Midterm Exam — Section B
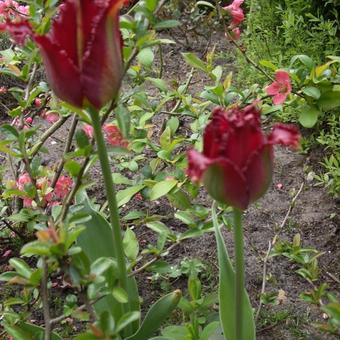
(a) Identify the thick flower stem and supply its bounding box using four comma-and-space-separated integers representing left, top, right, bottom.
89, 107, 128, 310
233, 208, 244, 340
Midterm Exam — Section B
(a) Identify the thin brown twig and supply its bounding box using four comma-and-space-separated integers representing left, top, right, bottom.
51, 115, 78, 188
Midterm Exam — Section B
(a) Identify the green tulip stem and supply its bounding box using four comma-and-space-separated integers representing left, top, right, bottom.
89, 107, 128, 305
233, 208, 244, 340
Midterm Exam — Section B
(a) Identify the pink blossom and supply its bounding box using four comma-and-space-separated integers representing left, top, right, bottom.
41, 111, 60, 123
54, 175, 73, 199
82, 123, 94, 139
17, 172, 31, 190
0, 86, 7, 93
34, 98, 42, 107
103, 123, 128, 147
12, 116, 32, 129
224, 0, 244, 27
231, 27, 241, 40
266, 70, 292, 105
2, 249, 12, 257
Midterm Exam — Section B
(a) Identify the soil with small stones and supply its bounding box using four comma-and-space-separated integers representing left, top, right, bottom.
1, 18, 339, 340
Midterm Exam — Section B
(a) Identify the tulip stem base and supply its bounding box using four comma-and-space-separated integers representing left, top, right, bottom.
89, 107, 128, 310
233, 208, 244, 340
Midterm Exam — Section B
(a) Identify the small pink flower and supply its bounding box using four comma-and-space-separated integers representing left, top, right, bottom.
41, 111, 60, 123
82, 123, 94, 139
12, 116, 32, 129
0, 86, 7, 93
231, 27, 241, 40
224, 0, 244, 27
54, 175, 73, 199
103, 123, 128, 148
34, 98, 42, 107
266, 70, 292, 105
17, 172, 31, 190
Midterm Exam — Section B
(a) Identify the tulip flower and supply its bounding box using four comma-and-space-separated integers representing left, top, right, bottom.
187, 103, 300, 210
0, 0, 126, 109
266, 70, 292, 105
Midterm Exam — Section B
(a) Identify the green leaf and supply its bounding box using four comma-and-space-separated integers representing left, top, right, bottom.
116, 105, 131, 139
137, 48, 154, 67
182, 53, 207, 73
298, 105, 320, 128
117, 184, 145, 207
290, 54, 315, 69
123, 228, 139, 261
199, 321, 222, 340
65, 160, 82, 177
146, 221, 172, 236
154, 20, 181, 30
162, 325, 190, 339
21, 241, 51, 257
149, 179, 178, 201
112, 287, 129, 303
9, 258, 32, 279
212, 205, 255, 340
126, 290, 182, 340
302, 86, 321, 99
147, 77, 168, 92
4, 322, 62, 340
318, 91, 340, 110
90, 257, 117, 277
116, 311, 141, 334
196, 1, 216, 9
160, 126, 171, 149
259, 60, 277, 71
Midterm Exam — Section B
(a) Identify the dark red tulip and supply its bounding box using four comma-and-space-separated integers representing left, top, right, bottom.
187, 103, 300, 210
1, 0, 126, 109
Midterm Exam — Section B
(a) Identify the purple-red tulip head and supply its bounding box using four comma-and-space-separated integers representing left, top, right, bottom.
1, 0, 126, 109
187, 103, 300, 210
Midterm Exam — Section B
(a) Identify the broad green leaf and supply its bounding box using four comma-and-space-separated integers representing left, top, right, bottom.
298, 105, 320, 128
160, 126, 171, 149
117, 184, 145, 207
126, 290, 181, 340
212, 205, 255, 340
290, 54, 315, 69
123, 228, 139, 261
200, 322, 222, 340
4, 322, 62, 340
182, 53, 207, 73
162, 325, 190, 339
9, 258, 32, 279
302, 86, 321, 99
137, 48, 154, 67
149, 179, 178, 201
147, 77, 168, 92
318, 91, 340, 110
90, 257, 117, 277
65, 160, 81, 177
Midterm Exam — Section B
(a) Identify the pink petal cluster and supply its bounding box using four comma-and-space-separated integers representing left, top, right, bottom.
12, 116, 33, 129
0, 0, 29, 21
266, 70, 292, 105
41, 110, 60, 123
103, 123, 128, 147
82, 123, 128, 147
223, 0, 244, 40
16, 173, 73, 208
